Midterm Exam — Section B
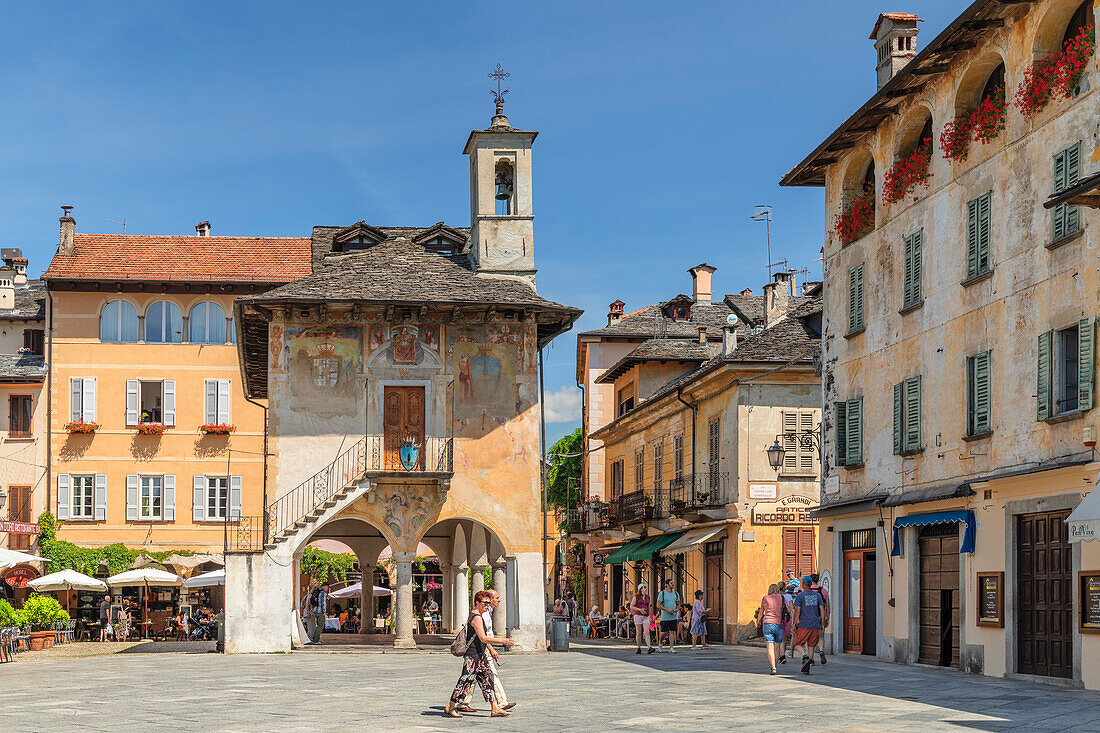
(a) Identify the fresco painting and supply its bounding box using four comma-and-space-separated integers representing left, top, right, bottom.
449, 326, 520, 420
287, 324, 362, 417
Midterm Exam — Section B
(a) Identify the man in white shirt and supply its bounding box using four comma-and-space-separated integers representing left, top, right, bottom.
457, 589, 515, 713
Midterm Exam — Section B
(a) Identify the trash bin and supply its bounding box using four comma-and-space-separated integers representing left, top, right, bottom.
550, 619, 570, 651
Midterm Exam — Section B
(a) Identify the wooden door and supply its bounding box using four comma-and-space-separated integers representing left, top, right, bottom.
783, 527, 816, 578
7, 485, 31, 551
843, 549, 864, 654
383, 386, 425, 470
705, 554, 723, 642
918, 524, 960, 667
1017, 510, 1073, 678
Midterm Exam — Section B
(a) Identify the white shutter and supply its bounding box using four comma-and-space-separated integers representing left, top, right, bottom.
205, 380, 217, 424
83, 378, 96, 423
163, 474, 176, 521
94, 474, 107, 521
126, 474, 139, 520
799, 412, 816, 474
217, 380, 231, 424
126, 380, 140, 425
193, 475, 205, 522
163, 380, 176, 426
57, 474, 70, 520
70, 379, 82, 422
229, 475, 242, 521
782, 411, 798, 472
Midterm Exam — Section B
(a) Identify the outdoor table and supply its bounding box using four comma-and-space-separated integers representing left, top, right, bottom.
139, 620, 153, 639
324, 617, 341, 631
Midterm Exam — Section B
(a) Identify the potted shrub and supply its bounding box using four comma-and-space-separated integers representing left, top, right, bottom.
65, 420, 100, 434
0, 598, 17, 626
21, 594, 69, 651
199, 423, 236, 435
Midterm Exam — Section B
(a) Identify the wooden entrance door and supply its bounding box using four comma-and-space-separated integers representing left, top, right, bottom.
705, 553, 723, 642
783, 527, 815, 578
918, 524, 960, 667
383, 386, 425, 470
7, 485, 31, 551
1017, 510, 1073, 678
843, 549, 865, 654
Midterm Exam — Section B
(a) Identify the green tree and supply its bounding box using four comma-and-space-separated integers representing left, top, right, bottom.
546, 427, 583, 510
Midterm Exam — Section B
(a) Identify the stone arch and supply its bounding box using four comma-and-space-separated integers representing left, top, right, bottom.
418, 517, 513, 634
293, 514, 398, 558
1032, 0, 1094, 58
892, 102, 935, 161
840, 146, 877, 194
952, 50, 1009, 115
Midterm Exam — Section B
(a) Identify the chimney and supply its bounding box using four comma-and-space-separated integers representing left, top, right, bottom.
688, 263, 716, 303
773, 270, 795, 298
0, 267, 14, 310
698, 327, 707, 345
763, 278, 789, 328
195, 221, 211, 237
722, 325, 738, 356
59, 206, 75, 254
871, 12, 922, 90
607, 299, 625, 326
739, 288, 752, 296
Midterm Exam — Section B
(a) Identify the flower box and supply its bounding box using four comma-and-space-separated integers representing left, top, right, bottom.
833, 183, 875, 244
65, 420, 100, 434
1016, 25, 1095, 120
882, 138, 932, 205
941, 87, 1005, 162
199, 423, 236, 435
137, 422, 166, 436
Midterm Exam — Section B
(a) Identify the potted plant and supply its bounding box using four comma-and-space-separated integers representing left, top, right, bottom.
20, 594, 69, 651
670, 498, 687, 512
65, 420, 100, 434
1016, 25, 1095, 119
882, 137, 933, 205
199, 423, 236, 435
833, 182, 875, 244
137, 421, 166, 436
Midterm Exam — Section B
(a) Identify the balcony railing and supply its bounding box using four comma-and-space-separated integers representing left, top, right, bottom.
364, 435, 454, 474
668, 472, 728, 512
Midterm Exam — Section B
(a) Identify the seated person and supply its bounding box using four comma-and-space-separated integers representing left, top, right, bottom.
614, 606, 631, 638
677, 603, 692, 643
587, 606, 604, 638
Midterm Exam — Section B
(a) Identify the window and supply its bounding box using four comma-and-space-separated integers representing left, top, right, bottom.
902, 230, 923, 309
140, 475, 163, 519
673, 434, 684, 480
7, 485, 31, 550
834, 398, 863, 467
127, 379, 176, 426
22, 329, 43, 355
652, 442, 663, 492
189, 301, 228, 344
1037, 318, 1095, 419
145, 301, 183, 343
707, 418, 720, 487
71, 475, 94, 519
204, 379, 231, 424
671, 304, 690, 322
69, 378, 96, 422
100, 300, 138, 342
966, 192, 992, 279
848, 264, 865, 334
1053, 143, 1081, 241
617, 384, 635, 416
966, 351, 992, 436
634, 448, 644, 491
8, 395, 32, 437
206, 476, 228, 520
781, 410, 816, 476
494, 159, 515, 216
609, 460, 624, 500
193, 474, 241, 521
892, 376, 922, 453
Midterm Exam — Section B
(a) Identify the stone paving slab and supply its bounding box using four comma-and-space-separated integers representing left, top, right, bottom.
2, 642, 1099, 731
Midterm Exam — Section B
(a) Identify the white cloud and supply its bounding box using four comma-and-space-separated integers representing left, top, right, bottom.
543, 385, 581, 424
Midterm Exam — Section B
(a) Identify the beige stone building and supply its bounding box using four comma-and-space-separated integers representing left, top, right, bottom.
782, 1, 1100, 688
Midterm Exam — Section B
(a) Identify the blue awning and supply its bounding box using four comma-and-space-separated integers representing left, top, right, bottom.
891, 510, 976, 556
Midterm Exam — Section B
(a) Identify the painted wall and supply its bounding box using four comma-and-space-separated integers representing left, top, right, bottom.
0, 319, 43, 354
0, 382, 46, 549
579, 337, 638, 502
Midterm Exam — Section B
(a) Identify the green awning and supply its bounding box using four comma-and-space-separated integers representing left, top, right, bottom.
602, 533, 685, 564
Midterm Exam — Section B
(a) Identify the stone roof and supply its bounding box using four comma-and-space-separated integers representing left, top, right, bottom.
581, 293, 817, 339
43, 234, 313, 284
310, 224, 471, 273
788, 295, 824, 319
0, 354, 46, 381
595, 338, 720, 384
869, 11, 923, 39
0, 281, 45, 321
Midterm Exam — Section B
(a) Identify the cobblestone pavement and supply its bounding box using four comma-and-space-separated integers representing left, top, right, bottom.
4, 641, 1100, 732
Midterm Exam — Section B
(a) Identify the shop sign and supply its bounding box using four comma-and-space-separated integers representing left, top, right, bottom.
3, 565, 40, 588
747, 483, 777, 500
0, 520, 40, 535
751, 495, 817, 525
1068, 520, 1097, 542
591, 551, 605, 567
976, 572, 1004, 628
823, 476, 840, 496
1080, 572, 1100, 634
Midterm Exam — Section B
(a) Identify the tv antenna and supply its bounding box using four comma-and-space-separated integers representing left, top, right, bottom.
750, 205, 773, 277
107, 218, 126, 234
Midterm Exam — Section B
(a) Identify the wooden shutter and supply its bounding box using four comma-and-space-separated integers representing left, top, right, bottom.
708, 419, 720, 486
126, 474, 139, 521
230, 476, 243, 521
1065, 143, 1080, 234
70, 378, 82, 422
163, 474, 176, 521
56, 474, 70, 520
782, 411, 799, 472
905, 376, 921, 451
798, 527, 815, 577
217, 380, 231, 424
977, 192, 991, 274
9, 396, 17, 437
798, 412, 815, 474
967, 198, 979, 277
193, 476, 206, 522
893, 382, 904, 454
163, 380, 176, 426
846, 398, 863, 465
82, 378, 95, 422
969, 352, 991, 435
1054, 149, 1068, 240
910, 230, 922, 304
903, 234, 913, 307
783, 528, 798, 575
205, 380, 217, 424
126, 380, 140, 425
1079, 317, 1095, 412
1037, 330, 1053, 421
835, 401, 848, 467
849, 265, 864, 332
94, 474, 107, 521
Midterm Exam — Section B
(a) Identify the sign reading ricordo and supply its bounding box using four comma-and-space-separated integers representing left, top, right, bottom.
751, 495, 817, 525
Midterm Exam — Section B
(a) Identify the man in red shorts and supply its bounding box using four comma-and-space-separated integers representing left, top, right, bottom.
791, 576, 828, 675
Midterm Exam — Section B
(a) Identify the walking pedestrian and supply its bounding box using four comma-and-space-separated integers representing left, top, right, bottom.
306, 583, 328, 645
757, 583, 788, 674
810, 573, 829, 666
629, 583, 653, 654
444, 590, 515, 718
457, 589, 516, 713
690, 590, 710, 650
99, 594, 112, 642
656, 579, 681, 653
781, 579, 798, 661
791, 576, 828, 674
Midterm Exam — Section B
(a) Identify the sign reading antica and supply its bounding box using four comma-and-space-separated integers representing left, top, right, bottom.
751, 494, 817, 525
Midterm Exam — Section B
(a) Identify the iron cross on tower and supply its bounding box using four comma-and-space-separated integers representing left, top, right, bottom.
489, 63, 510, 115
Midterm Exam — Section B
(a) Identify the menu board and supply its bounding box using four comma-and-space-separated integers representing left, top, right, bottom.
1080, 572, 1100, 634
976, 572, 1004, 628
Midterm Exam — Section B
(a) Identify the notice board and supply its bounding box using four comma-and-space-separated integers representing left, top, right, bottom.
976, 571, 1004, 628
1080, 571, 1100, 634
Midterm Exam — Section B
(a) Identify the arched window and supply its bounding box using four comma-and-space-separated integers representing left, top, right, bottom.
494, 159, 515, 216
189, 301, 228, 344
145, 301, 183, 343
100, 300, 138, 343
1063, 1, 1093, 47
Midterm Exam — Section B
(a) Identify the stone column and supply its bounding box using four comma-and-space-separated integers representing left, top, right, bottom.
472, 565, 486, 597
492, 560, 508, 633
392, 552, 417, 649
441, 564, 454, 632
453, 564, 469, 629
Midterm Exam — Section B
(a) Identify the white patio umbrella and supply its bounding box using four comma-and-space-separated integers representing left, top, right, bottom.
181, 569, 224, 589
27, 569, 108, 612
107, 568, 183, 635
0, 547, 49, 569
328, 582, 392, 599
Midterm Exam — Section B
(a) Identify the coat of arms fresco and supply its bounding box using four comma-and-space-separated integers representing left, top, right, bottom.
287, 325, 361, 416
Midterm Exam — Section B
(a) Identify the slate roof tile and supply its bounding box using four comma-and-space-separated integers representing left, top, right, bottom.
0, 354, 46, 381
0, 281, 45, 321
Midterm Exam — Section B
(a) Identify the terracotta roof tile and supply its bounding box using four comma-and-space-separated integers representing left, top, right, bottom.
43, 234, 313, 283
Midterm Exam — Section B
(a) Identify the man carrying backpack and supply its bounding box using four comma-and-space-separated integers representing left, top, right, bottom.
305, 583, 328, 646
791, 576, 828, 675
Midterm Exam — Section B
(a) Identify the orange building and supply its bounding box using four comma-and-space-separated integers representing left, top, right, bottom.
42, 214, 311, 556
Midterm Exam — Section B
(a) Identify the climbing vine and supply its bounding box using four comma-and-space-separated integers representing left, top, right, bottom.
301, 547, 356, 583
36, 513, 197, 576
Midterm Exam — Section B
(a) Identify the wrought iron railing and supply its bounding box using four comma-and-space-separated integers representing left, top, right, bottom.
669, 473, 728, 512
616, 489, 653, 525
265, 437, 367, 543
230, 514, 267, 552
364, 435, 454, 473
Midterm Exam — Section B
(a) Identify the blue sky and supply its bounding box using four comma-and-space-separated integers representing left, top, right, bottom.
0, 1, 962, 442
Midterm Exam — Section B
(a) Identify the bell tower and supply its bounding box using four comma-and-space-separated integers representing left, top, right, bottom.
463, 65, 538, 288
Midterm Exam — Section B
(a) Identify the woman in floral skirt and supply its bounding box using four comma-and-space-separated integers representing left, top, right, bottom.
444, 590, 515, 718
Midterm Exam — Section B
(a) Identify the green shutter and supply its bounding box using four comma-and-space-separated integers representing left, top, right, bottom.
849, 265, 864, 333
977, 192, 991, 274
835, 401, 848, 467
1054, 149, 1067, 240
972, 352, 991, 435
902, 234, 913, 308
1065, 144, 1081, 236
910, 230, 922, 304
855, 264, 864, 331
1037, 330, 1053, 421
1079, 316, 1094, 412
905, 376, 921, 451
893, 382, 903, 454
967, 198, 979, 277
847, 397, 863, 465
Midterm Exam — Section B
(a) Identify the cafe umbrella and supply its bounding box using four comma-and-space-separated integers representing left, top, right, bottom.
106, 568, 183, 636
0, 547, 49, 569
26, 568, 108, 613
